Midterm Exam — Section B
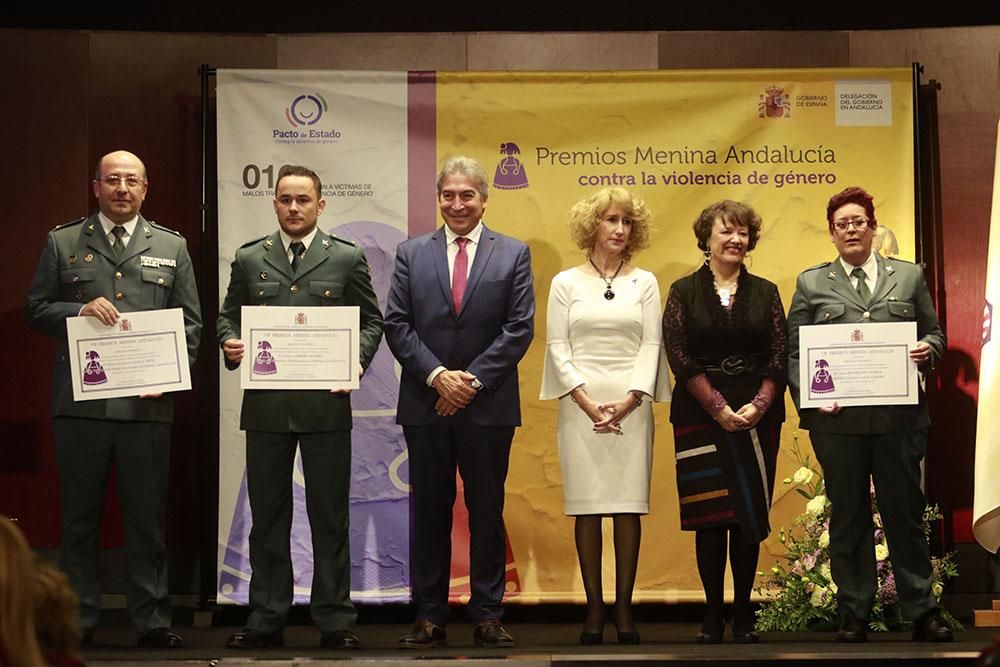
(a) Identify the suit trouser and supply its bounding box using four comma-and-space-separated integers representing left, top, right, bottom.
52, 416, 172, 635
404, 415, 514, 627
811, 429, 938, 622
244, 430, 356, 635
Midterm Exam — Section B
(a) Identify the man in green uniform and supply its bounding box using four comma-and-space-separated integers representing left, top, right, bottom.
217, 164, 383, 650
26, 150, 202, 648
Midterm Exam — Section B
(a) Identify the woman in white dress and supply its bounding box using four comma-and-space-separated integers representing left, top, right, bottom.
540, 187, 670, 645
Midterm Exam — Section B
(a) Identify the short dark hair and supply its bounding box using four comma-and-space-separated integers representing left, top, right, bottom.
826, 186, 876, 231
276, 164, 323, 198
692, 200, 762, 252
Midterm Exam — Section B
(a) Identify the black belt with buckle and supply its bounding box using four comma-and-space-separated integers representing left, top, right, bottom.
698, 354, 761, 376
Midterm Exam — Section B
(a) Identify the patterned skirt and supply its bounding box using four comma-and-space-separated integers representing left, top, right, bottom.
672, 415, 780, 543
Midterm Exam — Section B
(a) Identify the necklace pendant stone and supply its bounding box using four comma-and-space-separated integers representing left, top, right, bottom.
604, 288, 615, 300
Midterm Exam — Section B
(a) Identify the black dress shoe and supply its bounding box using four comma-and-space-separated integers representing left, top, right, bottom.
913, 612, 954, 642
474, 620, 514, 648
321, 628, 360, 649
137, 627, 183, 648
732, 628, 759, 644
836, 614, 867, 643
226, 628, 284, 649
696, 628, 723, 644
398, 620, 447, 649
579, 629, 603, 645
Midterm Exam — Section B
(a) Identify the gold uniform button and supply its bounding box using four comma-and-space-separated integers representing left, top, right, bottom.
324, 289, 332, 297
74, 292, 83, 301
115, 271, 123, 280
290, 284, 299, 293
115, 292, 125, 301
157, 277, 164, 285
258, 290, 265, 297
72, 275, 80, 282
862, 311, 871, 319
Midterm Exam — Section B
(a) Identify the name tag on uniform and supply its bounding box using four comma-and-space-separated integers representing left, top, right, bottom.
140, 255, 177, 268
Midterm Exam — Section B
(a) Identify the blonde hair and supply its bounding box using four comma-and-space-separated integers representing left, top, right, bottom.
568, 187, 653, 260
0, 516, 45, 667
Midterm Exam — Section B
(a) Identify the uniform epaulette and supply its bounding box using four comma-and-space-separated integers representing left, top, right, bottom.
327, 234, 357, 247
52, 217, 86, 231
239, 235, 269, 249
884, 255, 915, 266
802, 261, 832, 272
147, 220, 184, 237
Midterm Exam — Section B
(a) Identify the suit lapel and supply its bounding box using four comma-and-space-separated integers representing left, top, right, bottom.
870, 254, 898, 304
430, 228, 455, 316
293, 231, 330, 279
827, 258, 870, 310
119, 215, 152, 265
457, 225, 495, 320
81, 214, 117, 264
262, 232, 294, 280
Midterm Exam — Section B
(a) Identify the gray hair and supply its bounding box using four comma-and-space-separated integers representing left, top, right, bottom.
436, 156, 489, 200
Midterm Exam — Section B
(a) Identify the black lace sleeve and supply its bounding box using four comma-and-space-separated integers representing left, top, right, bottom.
762, 283, 788, 389
663, 282, 703, 384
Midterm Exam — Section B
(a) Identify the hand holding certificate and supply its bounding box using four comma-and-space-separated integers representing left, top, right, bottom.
239, 306, 360, 391
66, 308, 191, 401
799, 321, 919, 408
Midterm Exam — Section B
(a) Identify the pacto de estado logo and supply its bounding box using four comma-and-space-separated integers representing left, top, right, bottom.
759, 85, 791, 119
285, 93, 327, 127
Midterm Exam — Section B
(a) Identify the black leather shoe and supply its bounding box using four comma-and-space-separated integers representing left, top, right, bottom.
473, 620, 514, 648
226, 628, 284, 649
696, 628, 723, 644
732, 628, 759, 644
836, 614, 867, 643
579, 629, 603, 645
913, 612, 954, 642
398, 620, 447, 649
321, 628, 360, 649
137, 627, 183, 649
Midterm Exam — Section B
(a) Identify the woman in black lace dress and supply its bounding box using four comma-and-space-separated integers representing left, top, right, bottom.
662, 200, 787, 644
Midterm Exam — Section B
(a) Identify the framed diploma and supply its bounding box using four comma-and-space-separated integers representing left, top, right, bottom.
66, 308, 191, 401
799, 321, 918, 408
240, 305, 360, 391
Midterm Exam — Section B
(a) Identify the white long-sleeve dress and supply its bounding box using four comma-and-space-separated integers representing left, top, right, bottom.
540, 267, 671, 515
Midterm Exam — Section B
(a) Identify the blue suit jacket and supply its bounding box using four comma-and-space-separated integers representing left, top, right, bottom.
384, 224, 535, 426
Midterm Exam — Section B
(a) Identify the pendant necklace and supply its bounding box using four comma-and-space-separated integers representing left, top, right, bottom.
589, 256, 625, 300
713, 276, 738, 307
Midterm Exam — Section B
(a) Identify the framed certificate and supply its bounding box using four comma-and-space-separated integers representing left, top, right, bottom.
240, 306, 360, 391
799, 321, 918, 408
66, 308, 191, 401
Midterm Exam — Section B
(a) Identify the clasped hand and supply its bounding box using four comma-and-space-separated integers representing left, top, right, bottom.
715, 404, 762, 432
433, 370, 479, 417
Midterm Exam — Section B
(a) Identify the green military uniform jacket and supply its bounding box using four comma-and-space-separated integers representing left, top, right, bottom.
216, 229, 384, 433
787, 253, 945, 434
26, 213, 203, 422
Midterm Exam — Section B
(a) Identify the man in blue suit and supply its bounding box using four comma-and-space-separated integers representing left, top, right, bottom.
385, 156, 535, 649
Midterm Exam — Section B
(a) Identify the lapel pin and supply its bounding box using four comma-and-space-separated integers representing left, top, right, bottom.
143, 226, 151, 234
827, 271, 837, 279
84, 253, 94, 263
322, 239, 331, 247
87, 224, 96, 231
886, 265, 894, 274
265, 239, 274, 247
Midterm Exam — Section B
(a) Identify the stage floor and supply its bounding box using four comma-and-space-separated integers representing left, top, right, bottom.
81, 622, 997, 666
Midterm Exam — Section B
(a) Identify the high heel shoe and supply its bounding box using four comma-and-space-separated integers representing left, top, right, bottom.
616, 628, 640, 645
579, 630, 603, 645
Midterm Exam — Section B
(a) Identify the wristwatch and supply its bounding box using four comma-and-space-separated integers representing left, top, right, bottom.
470, 378, 484, 391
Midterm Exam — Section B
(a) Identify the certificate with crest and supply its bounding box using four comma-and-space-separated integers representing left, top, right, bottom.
240, 306, 359, 391
66, 308, 191, 401
799, 322, 919, 408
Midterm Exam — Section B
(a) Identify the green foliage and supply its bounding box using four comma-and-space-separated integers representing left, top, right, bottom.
755, 433, 962, 633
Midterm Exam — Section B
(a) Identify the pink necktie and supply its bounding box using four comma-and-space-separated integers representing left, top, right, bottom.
452, 237, 469, 312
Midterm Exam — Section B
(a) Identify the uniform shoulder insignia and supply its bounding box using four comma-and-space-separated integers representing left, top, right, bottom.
52, 217, 86, 231
327, 234, 357, 247
885, 256, 915, 266
147, 220, 184, 237
239, 235, 269, 249
802, 261, 831, 272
